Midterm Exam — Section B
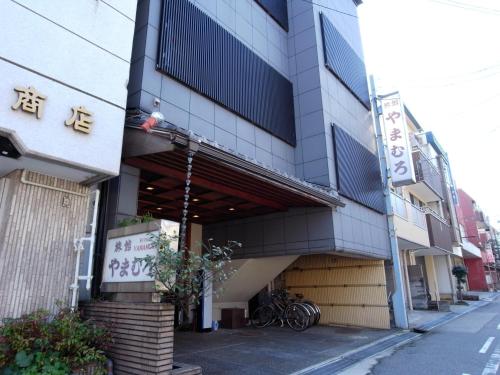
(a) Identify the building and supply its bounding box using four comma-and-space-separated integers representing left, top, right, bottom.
457, 189, 498, 291
381, 102, 463, 311
93, 0, 394, 330
0, 1, 137, 319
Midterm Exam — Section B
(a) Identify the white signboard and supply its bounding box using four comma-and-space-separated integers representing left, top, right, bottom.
102, 221, 179, 283
381, 96, 416, 186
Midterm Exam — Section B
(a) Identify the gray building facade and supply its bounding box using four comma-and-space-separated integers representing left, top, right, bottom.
102, 0, 392, 329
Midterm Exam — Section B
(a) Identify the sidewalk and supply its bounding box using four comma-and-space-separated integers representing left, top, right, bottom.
408, 291, 498, 330
293, 292, 500, 374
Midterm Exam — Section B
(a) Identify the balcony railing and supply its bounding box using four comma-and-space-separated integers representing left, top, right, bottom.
412, 149, 444, 199
425, 209, 453, 251
391, 193, 427, 229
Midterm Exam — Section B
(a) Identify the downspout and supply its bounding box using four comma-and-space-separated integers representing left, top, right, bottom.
70, 189, 100, 310
369, 76, 409, 329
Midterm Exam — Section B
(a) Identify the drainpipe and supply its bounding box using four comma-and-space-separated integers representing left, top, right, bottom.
369, 76, 409, 329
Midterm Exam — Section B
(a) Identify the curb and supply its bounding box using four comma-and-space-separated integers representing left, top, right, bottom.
291, 295, 498, 375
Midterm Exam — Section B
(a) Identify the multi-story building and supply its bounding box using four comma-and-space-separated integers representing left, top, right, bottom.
383, 104, 463, 310
94, 0, 395, 330
0, 1, 137, 319
457, 189, 498, 291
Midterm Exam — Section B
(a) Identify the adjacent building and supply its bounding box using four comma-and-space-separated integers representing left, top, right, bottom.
457, 189, 498, 291
95, 0, 393, 330
0, 1, 137, 319
381, 102, 464, 311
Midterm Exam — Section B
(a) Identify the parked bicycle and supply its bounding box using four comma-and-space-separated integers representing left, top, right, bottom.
251, 289, 320, 331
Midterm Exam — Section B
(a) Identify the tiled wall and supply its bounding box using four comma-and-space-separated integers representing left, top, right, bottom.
129, 0, 295, 175
129, 0, 391, 260
203, 207, 335, 259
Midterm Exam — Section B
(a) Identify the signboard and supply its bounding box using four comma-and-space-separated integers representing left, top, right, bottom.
102, 220, 179, 283
380, 96, 416, 186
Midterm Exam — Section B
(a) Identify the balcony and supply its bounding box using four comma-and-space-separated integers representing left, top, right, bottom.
411, 149, 444, 201
425, 210, 453, 252
391, 193, 430, 249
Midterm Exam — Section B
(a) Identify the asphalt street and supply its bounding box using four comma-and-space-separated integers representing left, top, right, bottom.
370, 298, 500, 375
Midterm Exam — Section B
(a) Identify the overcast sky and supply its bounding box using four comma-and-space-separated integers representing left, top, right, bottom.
357, 0, 500, 227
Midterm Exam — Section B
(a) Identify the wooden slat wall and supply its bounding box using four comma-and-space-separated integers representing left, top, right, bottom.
0, 170, 89, 319
84, 302, 175, 375
285, 254, 390, 329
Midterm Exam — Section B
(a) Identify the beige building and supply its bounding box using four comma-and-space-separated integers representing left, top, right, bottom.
389, 108, 463, 311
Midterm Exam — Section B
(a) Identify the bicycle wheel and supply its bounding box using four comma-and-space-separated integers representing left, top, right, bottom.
300, 302, 316, 327
285, 303, 310, 331
302, 301, 321, 325
251, 305, 275, 328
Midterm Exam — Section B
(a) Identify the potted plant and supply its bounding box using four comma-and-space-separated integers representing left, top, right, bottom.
452, 265, 468, 305
137, 232, 241, 329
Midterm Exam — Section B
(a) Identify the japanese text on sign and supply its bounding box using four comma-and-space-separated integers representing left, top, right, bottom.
102, 231, 159, 282
11, 85, 94, 134
381, 97, 416, 186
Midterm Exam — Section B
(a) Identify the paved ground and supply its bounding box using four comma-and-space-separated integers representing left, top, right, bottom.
355, 294, 500, 375
174, 293, 499, 374
173, 324, 391, 375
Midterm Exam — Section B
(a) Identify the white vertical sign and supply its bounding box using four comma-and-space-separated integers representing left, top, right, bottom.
381, 96, 416, 186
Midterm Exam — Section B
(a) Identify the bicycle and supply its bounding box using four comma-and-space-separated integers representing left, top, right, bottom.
251, 290, 314, 331
292, 293, 321, 326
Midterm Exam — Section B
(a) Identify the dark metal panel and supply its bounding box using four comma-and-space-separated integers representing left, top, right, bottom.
254, 0, 288, 31
332, 124, 385, 214
320, 13, 370, 109
157, 0, 296, 146
426, 213, 453, 251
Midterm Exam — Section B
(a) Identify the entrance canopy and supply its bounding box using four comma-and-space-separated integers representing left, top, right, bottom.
122, 124, 343, 224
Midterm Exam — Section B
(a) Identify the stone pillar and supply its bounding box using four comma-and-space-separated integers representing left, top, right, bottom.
0, 170, 89, 319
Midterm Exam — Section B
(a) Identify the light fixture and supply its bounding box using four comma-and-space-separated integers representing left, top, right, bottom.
192, 198, 200, 202
228, 207, 235, 211
156, 207, 163, 211
146, 186, 154, 191
193, 214, 199, 218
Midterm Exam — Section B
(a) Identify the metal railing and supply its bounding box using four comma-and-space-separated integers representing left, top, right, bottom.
390, 193, 427, 229
412, 149, 444, 198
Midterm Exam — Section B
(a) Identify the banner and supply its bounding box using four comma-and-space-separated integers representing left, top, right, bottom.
381, 96, 416, 186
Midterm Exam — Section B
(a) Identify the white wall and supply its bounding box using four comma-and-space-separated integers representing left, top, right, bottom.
0, 0, 137, 181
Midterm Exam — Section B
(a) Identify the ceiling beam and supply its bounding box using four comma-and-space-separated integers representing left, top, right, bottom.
126, 157, 287, 211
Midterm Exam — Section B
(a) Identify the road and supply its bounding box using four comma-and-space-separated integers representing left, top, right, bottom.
369, 298, 500, 375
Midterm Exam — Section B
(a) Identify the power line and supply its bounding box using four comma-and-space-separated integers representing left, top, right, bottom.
296, 0, 358, 19
439, 0, 500, 14
429, 0, 500, 16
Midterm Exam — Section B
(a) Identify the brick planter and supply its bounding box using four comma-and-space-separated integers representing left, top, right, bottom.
83, 301, 174, 374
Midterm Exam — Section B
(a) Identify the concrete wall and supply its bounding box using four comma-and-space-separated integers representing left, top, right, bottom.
0, 0, 136, 181
212, 255, 298, 320
204, 207, 335, 259
284, 254, 390, 329
0, 170, 89, 319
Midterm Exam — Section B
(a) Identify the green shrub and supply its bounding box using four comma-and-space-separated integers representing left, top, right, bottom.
0, 308, 110, 375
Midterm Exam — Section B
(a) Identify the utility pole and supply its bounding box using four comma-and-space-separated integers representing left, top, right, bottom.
369, 75, 409, 329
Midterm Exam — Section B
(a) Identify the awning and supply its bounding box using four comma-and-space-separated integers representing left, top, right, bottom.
122, 124, 343, 224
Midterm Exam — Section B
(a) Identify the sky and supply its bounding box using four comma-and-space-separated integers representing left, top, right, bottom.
357, 0, 500, 227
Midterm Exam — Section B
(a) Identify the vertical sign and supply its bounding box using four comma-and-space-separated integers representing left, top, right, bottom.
381, 96, 416, 186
